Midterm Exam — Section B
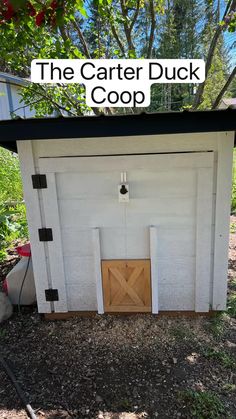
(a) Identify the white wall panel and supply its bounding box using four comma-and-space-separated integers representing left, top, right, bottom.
38, 150, 215, 312
33, 132, 221, 161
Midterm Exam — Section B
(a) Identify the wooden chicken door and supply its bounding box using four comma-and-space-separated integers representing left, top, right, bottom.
101, 260, 151, 312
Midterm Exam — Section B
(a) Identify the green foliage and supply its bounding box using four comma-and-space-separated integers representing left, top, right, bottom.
0, 0, 233, 114
207, 313, 227, 339
0, 204, 28, 262
0, 148, 23, 202
227, 293, 236, 318
170, 324, 194, 341
230, 222, 236, 233
222, 383, 236, 392
202, 347, 235, 368
0, 147, 28, 262
179, 390, 225, 419
229, 278, 236, 291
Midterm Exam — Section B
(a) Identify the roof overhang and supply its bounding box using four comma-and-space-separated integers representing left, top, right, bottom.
0, 109, 235, 153
0, 72, 28, 87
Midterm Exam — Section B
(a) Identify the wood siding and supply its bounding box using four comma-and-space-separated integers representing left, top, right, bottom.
17, 131, 234, 313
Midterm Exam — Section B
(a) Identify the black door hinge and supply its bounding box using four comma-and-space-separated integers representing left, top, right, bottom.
32, 174, 47, 189
45, 289, 59, 302
38, 228, 53, 242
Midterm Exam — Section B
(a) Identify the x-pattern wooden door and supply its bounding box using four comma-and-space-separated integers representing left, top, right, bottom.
102, 260, 151, 312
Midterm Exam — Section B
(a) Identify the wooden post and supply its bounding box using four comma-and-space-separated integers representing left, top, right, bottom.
17, 141, 51, 313
195, 165, 214, 312
212, 133, 234, 310
40, 172, 68, 313
92, 228, 104, 314
150, 226, 158, 314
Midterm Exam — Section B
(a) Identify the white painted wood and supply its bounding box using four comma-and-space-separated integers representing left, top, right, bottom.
56, 170, 196, 199
33, 132, 223, 161
16, 141, 51, 313
58, 199, 125, 228
66, 284, 97, 311
212, 132, 234, 310
61, 226, 195, 259
150, 226, 158, 314
195, 166, 214, 312
92, 228, 104, 314
38, 150, 215, 312
39, 152, 215, 173
63, 256, 97, 310
40, 173, 68, 312
159, 285, 195, 311
157, 257, 195, 283
64, 256, 95, 284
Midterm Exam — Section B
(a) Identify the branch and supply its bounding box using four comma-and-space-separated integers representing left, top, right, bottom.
59, 25, 68, 43
110, 24, 126, 55
120, 0, 135, 52
147, 0, 156, 58
193, 0, 236, 109
130, 0, 141, 32
72, 20, 91, 58
212, 67, 236, 109
34, 85, 79, 116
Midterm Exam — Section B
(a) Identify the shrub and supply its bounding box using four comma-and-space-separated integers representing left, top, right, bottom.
0, 147, 28, 261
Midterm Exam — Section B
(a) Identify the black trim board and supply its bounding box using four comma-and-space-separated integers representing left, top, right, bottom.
0, 109, 235, 152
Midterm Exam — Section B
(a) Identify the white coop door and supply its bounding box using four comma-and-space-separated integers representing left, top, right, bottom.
39, 151, 214, 312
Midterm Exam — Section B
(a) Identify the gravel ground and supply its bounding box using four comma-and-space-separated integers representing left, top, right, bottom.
0, 221, 236, 419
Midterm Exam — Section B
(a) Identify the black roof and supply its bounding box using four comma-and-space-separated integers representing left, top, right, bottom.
0, 108, 235, 152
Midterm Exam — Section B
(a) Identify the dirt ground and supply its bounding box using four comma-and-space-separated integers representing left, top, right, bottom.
0, 221, 236, 419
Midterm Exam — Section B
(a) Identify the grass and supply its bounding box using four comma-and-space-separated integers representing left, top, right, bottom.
227, 292, 236, 318
169, 324, 195, 341
179, 390, 226, 419
207, 313, 228, 339
229, 278, 236, 291
222, 383, 236, 393
202, 347, 235, 368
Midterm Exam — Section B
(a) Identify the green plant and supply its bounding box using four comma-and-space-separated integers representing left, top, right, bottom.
229, 278, 236, 291
0, 147, 28, 260
170, 325, 194, 341
207, 313, 228, 339
202, 347, 235, 368
230, 222, 236, 233
0, 148, 23, 203
0, 204, 28, 262
222, 383, 236, 393
179, 390, 225, 419
227, 293, 236, 318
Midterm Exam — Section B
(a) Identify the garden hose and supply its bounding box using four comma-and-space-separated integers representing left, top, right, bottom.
0, 355, 37, 419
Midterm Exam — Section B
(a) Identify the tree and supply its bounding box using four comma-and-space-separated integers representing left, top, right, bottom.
193, 0, 236, 109
0, 0, 235, 115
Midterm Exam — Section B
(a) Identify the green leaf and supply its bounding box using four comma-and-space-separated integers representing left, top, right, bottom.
128, 49, 136, 58
75, 0, 88, 18
73, 48, 83, 58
